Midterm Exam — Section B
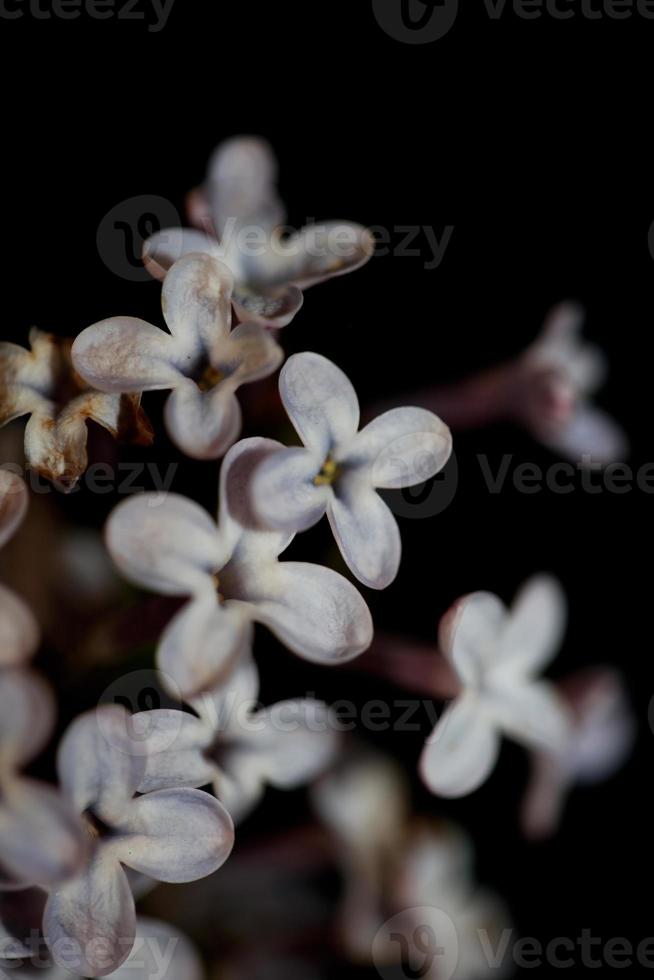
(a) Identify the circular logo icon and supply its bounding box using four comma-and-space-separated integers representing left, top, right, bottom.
373, 907, 459, 980
372, 0, 459, 44
97, 669, 184, 756
97, 194, 181, 282
378, 451, 459, 520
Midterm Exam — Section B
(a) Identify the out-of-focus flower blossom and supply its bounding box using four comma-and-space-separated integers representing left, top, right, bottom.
420, 576, 571, 798
72, 254, 283, 460
0, 471, 39, 666
105, 438, 373, 699
521, 667, 634, 839
136, 655, 338, 824
251, 352, 452, 589
0, 669, 87, 889
0, 329, 152, 490
143, 136, 375, 328
43, 705, 233, 977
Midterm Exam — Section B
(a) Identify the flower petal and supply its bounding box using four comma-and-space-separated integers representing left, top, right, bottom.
328, 478, 401, 590
438, 592, 508, 686
72, 318, 181, 394
351, 407, 452, 489
218, 320, 284, 383
143, 228, 224, 281
494, 575, 567, 678
205, 135, 285, 239
251, 446, 329, 533
111, 917, 204, 980
0, 470, 28, 549
488, 681, 572, 752
57, 706, 147, 824
0, 668, 54, 771
0, 778, 87, 887
117, 788, 234, 882
279, 353, 360, 459
252, 700, 339, 789
164, 379, 242, 460
419, 696, 501, 798
544, 402, 628, 465
0, 584, 40, 667
161, 253, 234, 362
105, 493, 224, 597
191, 654, 261, 731
232, 283, 303, 329
44, 850, 135, 977
135, 710, 214, 794
258, 221, 375, 290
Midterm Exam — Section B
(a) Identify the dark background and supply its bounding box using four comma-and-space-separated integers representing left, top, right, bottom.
1, 0, 651, 976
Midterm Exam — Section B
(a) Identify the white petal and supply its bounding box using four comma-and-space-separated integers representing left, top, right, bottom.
351, 407, 452, 489
251, 700, 339, 789
544, 402, 628, 465
164, 379, 242, 460
232, 283, 304, 329
111, 917, 204, 980
0, 470, 28, 549
0, 668, 54, 771
218, 320, 284, 384
105, 493, 224, 596
191, 654, 261, 731
161, 253, 234, 362
117, 789, 234, 882
419, 696, 500, 798
157, 595, 251, 700
206, 135, 285, 239
135, 710, 214, 794
328, 478, 401, 590
44, 850, 135, 977
250, 446, 329, 533
494, 575, 567, 678
438, 592, 508, 686
0, 778, 87, 887
268, 221, 375, 290
143, 227, 224, 281
279, 353, 360, 459
72, 318, 181, 393
57, 706, 146, 824
251, 561, 373, 665
0, 585, 40, 667
489, 681, 572, 752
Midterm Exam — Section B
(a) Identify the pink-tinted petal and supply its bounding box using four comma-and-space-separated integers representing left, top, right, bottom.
279, 353, 360, 459
351, 407, 452, 489
420, 696, 500, 798
328, 477, 401, 590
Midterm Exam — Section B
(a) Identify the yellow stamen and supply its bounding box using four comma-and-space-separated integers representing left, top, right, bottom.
314, 456, 340, 486
198, 366, 224, 392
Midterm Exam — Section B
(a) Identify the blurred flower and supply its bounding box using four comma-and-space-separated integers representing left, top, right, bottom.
136, 655, 338, 823
0, 668, 88, 889
0, 329, 152, 490
521, 667, 634, 839
420, 576, 571, 798
0, 471, 39, 666
251, 352, 452, 589
105, 438, 373, 699
43, 705, 233, 977
72, 253, 283, 460
143, 136, 374, 328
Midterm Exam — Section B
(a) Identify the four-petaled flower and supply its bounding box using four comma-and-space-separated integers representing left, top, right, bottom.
135, 655, 338, 824
0, 329, 152, 491
105, 437, 373, 700
250, 352, 452, 589
0, 471, 39, 665
420, 576, 572, 798
143, 136, 375, 328
72, 253, 283, 460
43, 705, 234, 977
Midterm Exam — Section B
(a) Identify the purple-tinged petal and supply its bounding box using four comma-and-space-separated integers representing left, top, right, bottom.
328, 478, 401, 590
0, 668, 54, 772
543, 402, 628, 465
279, 353, 360, 459
250, 446, 329, 534
351, 406, 452, 489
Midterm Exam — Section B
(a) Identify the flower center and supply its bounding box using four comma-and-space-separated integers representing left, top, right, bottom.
314, 456, 340, 486
198, 365, 225, 392
82, 809, 113, 841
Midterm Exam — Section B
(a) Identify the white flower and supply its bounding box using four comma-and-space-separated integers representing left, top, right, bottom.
104, 437, 373, 699
520, 302, 627, 464
0, 329, 152, 490
250, 352, 452, 589
143, 136, 375, 328
0, 471, 39, 666
134, 655, 338, 824
72, 253, 283, 460
420, 576, 572, 798
43, 705, 233, 977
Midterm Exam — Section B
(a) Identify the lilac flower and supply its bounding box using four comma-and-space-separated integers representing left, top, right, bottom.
143, 136, 375, 328
43, 705, 233, 977
72, 253, 283, 460
420, 576, 572, 798
0, 329, 152, 491
250, 352, 452, 589
135, 655, 338, 823
105, 437, 373, 699
0, 471, 39, 666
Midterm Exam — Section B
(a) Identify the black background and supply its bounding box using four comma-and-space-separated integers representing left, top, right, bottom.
1, 0, 651, 976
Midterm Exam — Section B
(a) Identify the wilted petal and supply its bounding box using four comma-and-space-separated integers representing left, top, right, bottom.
0, 777, 87, 887
161, 253, 234, 363
494, 575, 567, 679
143, 227, 224, 281
438, 592, 507, 686
420, 697, 500, 798
279, 353, 360, 459
117, 788, 234, 882
0, 584, 40, 667
251, 446, 329, 533
219, 321, 284, 383
44, 849, 135, 977
57, 706, 147, 824
489, 681, 571, 752
72, 318, 181, 394
0, 668, 54, 771
0, 470, 28, 549
352, 407, 452, 489
544, 402, 628, 465
276, 222, 374, 289
164, 379, 242, 460
328, 478, 401, 590
157, 595, 251, 699
135, 710, 214, 794
232, 282, 304, 329
251, 561, 373, 665
111, 917, 204, 980
105, 493, 225, 596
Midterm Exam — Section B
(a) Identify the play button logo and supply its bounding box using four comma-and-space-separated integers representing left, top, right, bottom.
372, 0, 459, 43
